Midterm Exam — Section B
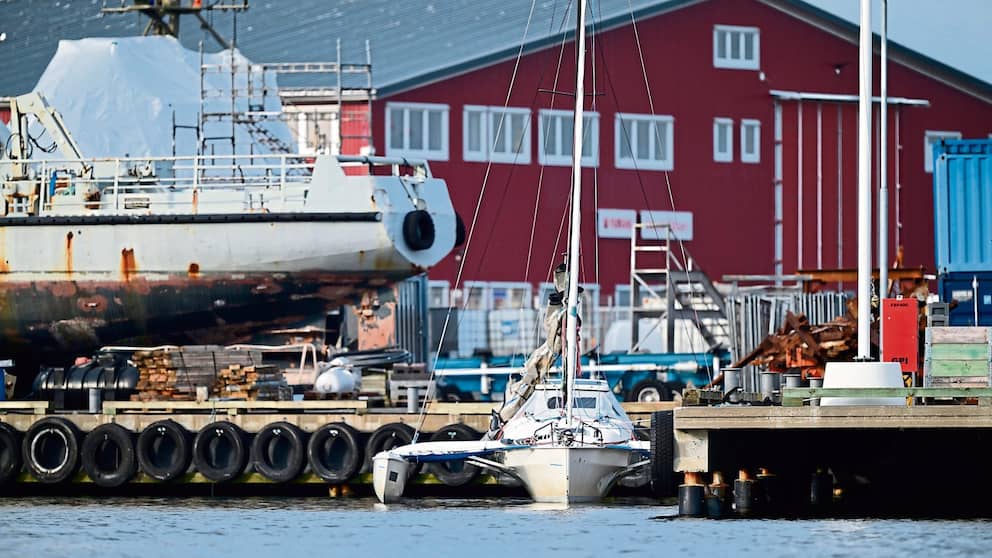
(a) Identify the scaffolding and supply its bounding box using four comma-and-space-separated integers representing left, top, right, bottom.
197, 39, 374, 159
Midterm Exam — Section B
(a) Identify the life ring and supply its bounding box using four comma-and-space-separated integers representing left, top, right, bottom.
251, 421, 306, 483
0, 422, 23, 485
403, 210, 435, 251
307, 422, 362, 483
22, 417, 81, 483
364, 423, 416, 473
193, 421, 248, 483
428, 423, 481, 487
136, 419, 192, 482
81, 423, 137, 488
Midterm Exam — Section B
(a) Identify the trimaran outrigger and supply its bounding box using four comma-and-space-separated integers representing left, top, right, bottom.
372, 0, 651, 504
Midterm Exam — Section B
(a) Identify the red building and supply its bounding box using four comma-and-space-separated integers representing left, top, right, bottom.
364, 0, 992, 299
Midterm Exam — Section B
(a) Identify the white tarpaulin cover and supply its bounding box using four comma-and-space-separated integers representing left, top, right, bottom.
31, 36, 295, 158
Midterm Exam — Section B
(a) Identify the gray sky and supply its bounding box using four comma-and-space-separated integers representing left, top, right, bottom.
804, 0, 992, 84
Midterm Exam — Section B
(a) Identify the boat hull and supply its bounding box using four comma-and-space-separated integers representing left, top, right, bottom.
372, 451, 411, 504
502, 446, 634, 504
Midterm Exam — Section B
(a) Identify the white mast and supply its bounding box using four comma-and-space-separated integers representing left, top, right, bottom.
878, 0, 889, 352
564, 0, 587, 424
857, 0, 873, 359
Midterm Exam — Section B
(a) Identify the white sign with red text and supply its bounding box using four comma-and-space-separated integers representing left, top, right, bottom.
638, 210, 693, 241
597, 209, 637, 239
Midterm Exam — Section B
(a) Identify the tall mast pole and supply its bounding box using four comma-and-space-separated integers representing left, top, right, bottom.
857, 0, 873, 359
564, 0, 587, 424
878, 0, 889, 352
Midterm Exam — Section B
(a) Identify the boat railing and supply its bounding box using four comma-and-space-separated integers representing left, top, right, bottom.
3, 153, 433, 217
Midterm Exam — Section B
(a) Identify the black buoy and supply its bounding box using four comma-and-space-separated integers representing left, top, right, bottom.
734, 469, 757, 517
678, 472, 706, 517
810, 469, 834, 510
706, 471, 730, 519
757, 468, 782, 516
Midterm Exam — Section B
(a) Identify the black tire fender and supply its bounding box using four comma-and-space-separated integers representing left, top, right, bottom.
22, 417, 81, 483
650, 410, 676, 498
0, 422, 23, 485
307, 422, 362, 483
251, 421, 306, 483
403, 209, 436, 251
81, 423, 137, 488
364, 422, 416, 473
136, 419, 192, 482
193, 421, 249, 483
454, 213, 466, 247
428, 423, 481, 487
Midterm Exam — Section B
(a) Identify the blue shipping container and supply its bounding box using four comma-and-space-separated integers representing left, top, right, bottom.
933, 139, 992, 274
938, 271, 992, 326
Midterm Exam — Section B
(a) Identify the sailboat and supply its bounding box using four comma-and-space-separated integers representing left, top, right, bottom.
372, 0, 650, 504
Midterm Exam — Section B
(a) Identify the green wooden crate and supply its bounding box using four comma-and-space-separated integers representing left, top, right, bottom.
925, 327, 992, 387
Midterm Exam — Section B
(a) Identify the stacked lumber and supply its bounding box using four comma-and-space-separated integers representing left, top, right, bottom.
733, 311, 858, 376
131, 346, 262, 402
212, 364, 292, 401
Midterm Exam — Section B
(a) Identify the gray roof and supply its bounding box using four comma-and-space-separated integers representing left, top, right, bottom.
0, 0, 675, 97
1, 0, 990, 100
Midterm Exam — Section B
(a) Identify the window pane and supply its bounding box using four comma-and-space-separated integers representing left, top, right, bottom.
730, 31, 741, 59
637, 120, 649, 159
561, 116, 573, 156
717, 123, 728, 153
716, 30, 726, 59
409, 109, 423, 149
744, 32, 754, 61
582, 116, 594, 158
468, 111, 481, 152
654, 121, 666, 160
390, 108, 404, 149
619, 118, 633, 159
745, 125, 755, 154
511, 114, 526, 154
493, 112, 508, 153
428, 110, 442, 150
543, 116, 555, 155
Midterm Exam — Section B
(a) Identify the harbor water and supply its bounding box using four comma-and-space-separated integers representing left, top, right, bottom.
3, 497, 991, 558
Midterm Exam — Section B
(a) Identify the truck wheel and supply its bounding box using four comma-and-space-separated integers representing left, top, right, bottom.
631, 380, 671, 402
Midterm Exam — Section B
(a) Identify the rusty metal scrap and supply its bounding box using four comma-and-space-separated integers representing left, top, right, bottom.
732, 311, 858, 376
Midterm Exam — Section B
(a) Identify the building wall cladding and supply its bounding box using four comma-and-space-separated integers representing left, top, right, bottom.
371, 0, 992, 295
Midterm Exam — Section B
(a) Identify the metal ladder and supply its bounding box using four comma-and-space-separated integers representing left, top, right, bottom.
629, 224, 730, 352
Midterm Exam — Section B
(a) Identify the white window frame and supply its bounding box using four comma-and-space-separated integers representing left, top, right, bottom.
463, 105, 488, 162
463, 106, 532, 164
385, 102, 449, 161
713, 25, 760, 70
924, 130, 961, 173
741, 118, 761, 164
713, 117, 733, 163
488, 107, 532, 164
538, 109, 599, 167
614, 113, 674, 171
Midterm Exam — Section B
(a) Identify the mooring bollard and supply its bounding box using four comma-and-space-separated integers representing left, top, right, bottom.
809, 377, 823, 406
723, 368, 741, 404
406, 386, 419, 413
678, 472, 706, 517
734, 469, 757, 517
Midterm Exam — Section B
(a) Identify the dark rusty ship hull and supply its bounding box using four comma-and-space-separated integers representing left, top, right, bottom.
0, 270, 406, 393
